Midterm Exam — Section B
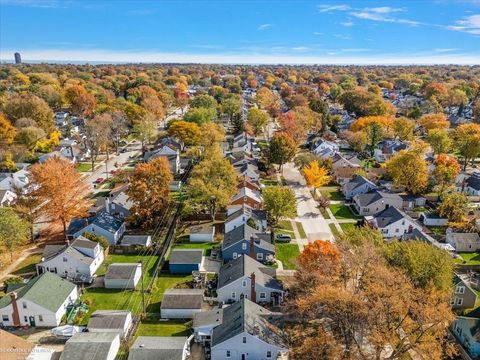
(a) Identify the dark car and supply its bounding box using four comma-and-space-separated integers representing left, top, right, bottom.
275, 234, 292, 243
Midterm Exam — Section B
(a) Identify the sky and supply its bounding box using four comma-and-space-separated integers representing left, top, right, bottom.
0, 0, 479, 64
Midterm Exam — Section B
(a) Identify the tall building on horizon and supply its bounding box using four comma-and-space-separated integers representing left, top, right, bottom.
14, 52, 21, 64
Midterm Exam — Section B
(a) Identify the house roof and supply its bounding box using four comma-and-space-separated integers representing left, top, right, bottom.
454, 316, 480, 342
73, 236, 98, 249
373, 206, 410, 228
211, 298, 287, 348
193, 308, 224, 328
0, 272, 76, 312
105, 263, 141, 280
222, 224, 273, 252
449, 232, 480, 246
111, 191, 133, 210
217, 255, 282, 291
169, 249, 203, 265
354, 189, 402, 207
190, 224, 214, 235
231, 187, 262, 204
60, 332, 119, 360
0, 329, 35, 360
160, 288, 204, 310
128, 337, 188, 360
92, 213, 124, 234
121, 235, 151, 246
87, 310, 131, 331
466, 174, 480, 191
344, 175, 376, 193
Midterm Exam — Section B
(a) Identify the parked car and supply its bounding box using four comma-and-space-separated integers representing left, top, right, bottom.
94, 177, 105, 184
275, 234, 292, 243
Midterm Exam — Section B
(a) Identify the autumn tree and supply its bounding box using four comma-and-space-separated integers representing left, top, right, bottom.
189, 94, 217, 110
221, 96, 242, 120
29, 158, 90, 237
438, 192, 469, 222
256, 86, 275, 109
340, 87, 395, 117
263, 186, 297, 226
0, 207, 29, 262
432, 154, 461, 195
109, 111, 129, 155
64, 84, 97, 117
127, 157, 172, 228
427, 128, 452, 154
303, 160, 330, 193
0, 113, 17, 145
247, 107, 269, 136
133, 115, 157, 150
386, 148, 429, 194
268, 132, 297, 171
199, 122, 225, 156
167, 120, 201, 146
14, 188, 41, 243
84, 114, 113, 170
4, 92, 54, 133
393, 117, 414, 141
452, 123, 480, 170
297, 240, 340, 276
419, 113, 450, 131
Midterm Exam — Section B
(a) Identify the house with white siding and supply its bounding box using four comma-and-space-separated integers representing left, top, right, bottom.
365, 206, 421, 239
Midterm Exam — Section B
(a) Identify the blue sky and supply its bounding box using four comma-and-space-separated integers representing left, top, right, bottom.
0, 0, 479, 64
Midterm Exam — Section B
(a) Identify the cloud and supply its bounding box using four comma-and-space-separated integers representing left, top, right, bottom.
292, 46, 310, 52
258, 23, 272, 30
340, 19, 354, 27
448, 14, 480, 35
317, 4, 350, 13
334, 34, 352, 40
433, 48, 458, 53
350, 6, 420, 25
313, 32, 324, 36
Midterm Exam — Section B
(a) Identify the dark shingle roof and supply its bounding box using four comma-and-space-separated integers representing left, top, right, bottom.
87, 310, 131, 331
222, 224, 273, 252
128, 336, 188, 360
160, 289, 204, 310
169, 249, 203, 265
373, 206, 407, 228
355, 189, 401, 207
466, 175, 480, 191
92, 213, 124, 233
105, 263, 141, 280
60, 332, 118, 360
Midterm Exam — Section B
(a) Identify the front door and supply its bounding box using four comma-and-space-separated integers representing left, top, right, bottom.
29, 316, 36, 327
241, 355, 246, 360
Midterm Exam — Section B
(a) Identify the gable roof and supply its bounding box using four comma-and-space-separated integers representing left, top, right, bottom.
454, 316, 480, 342
87, 310, 131, 331
92, 213, 124, 233
354, 189, 402, 207
128, 336, 187, 360
212, 298, 287, 348
193, 308, 224, 328
169, 249, 203, 264
105, 263, 141, 280
448, 232, 480, 245
0, 272, 76, 312
373, 206, 410, 228
161, 289, 204, 310
344, 175, 376, 193
0, 329, 35, 360
222, 224, 273, 252
231, 187, 262, 204
218, 255, 282, 291
466, 173, 480, 191
60, 332, 118, 360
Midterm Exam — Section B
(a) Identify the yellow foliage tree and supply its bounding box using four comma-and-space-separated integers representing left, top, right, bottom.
303, 160, 330, 192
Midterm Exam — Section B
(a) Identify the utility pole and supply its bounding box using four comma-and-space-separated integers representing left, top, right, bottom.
140, 261, 145, 316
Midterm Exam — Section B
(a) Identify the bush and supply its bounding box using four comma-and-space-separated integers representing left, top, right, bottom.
82, 232, 109, 250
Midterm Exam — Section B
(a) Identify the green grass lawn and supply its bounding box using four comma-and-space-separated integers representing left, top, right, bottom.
340, 223, 356, 232
319, 207, 330, 219
296, 222, 307, 239
11, 254, 42, 277
428, 226, 447, 237
275, 243, 300, 270
329, 204, 360, 220
136, 319, 191, 337
278, 220, 294, 232
76, 163, 93, 172
172, 242, 219, 256
320, 188, 345, 201
456, 253, 480, 265
329, 224, 340, 239
261, 179, 280, 187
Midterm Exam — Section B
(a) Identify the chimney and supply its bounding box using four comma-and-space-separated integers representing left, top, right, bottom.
10, 292, 21, 326
249, 236, 255, 258
250, 272, 256, 302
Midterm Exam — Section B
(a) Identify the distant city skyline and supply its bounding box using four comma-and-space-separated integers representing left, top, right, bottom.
1, 0, 479, 64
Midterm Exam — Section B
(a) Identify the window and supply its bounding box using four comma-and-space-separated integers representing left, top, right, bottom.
257, 253, 263, 260
267, 351, 272, 358
242, 280, 247, 287
259, 292, 266, 299
451, 297, 456, 305
38, 315, 43, 322
231, 292, 236, 299
242, 243, 247, 250
395, 228, 399, 233
233, 252, 238, 259
24, 316, 28, 322
456, 286, 465, 294
226, 350, 231, 358
22, 301, 27, 309
2, 315, 9, 321
63, 257, 68, 262
457, 298, 463, 306
243, 336, 247, 343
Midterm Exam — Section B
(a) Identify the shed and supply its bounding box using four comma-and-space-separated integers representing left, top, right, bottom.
60, 332, 120, 360
104, 263, 142, 289
189, 224, 215, 243
169, 249, 204, 274
419, 212, 448, 227
128, 336, 189, 360
87, 310, 132, 339
121, 235, 152, 247
160, 288, 204, 319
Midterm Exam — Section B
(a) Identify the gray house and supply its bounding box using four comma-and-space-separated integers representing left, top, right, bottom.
342, 175, 377, 200
217, 255, 283, 305
353, 189, 403, 216
221, 225, 274, 263
452, 274, 477, 310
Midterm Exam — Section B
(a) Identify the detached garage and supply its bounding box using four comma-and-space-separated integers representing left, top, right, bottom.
189, 224, 215, 243
169, 249, 203, 274
160, 288, 204, 319
104, 263, 142, 289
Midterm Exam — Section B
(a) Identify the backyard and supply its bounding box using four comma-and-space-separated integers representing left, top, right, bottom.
275, 243, 300, 270
456, 252, 480, 265
11, 253, 42, 278
136, 318, 191, 337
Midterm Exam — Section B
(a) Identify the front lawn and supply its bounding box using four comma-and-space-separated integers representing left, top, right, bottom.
76, 162, 93, 172
329, 224, 340, 239
273, 220, 295, 240
278, 220, 294, 232
275, 243, 300, 270
456, 253, 480, 265
296, 222, 307, 239
136, 319, 191, 337
340, 223, 356, 233
320, 188, 345, 201
11, 254, 42, 277
329, 204, 360, 220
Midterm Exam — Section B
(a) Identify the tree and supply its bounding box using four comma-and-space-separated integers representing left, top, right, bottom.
199, 122, 225, 155
393, 117, 414, 141
452, 123, 480, 170
432, 154, 461, 195
279, 110, 307, 144
438, 192, 469, 222
82, 231, 109, 250
386, 148, 429, 194
84, 114, 113, 171
64, 84, 97, 117
268, 132, 297, 171
298, 240, 340, 275
16, 126, 46, 149
186, 153, 237, 220
341, 130, 368, 154
221, 96, 242, 120
303, 160, 330, 192
190, 94, 217, 109
4, 93, 54, 133
29, 158, 90, 237
167, 120, 201, 146
109, 111, 129, 155
0, 207, 29, 262
419, 113, 450, 131
127, 157, 172, 228
183, 107, 216, 125
263, 186, 296, 226
340, 87, 395, 116
133, 116, 156, 150
14, 189, 41, 243
0, 113, 16, 145
247, 108, 269, 136
427, 129, 452, 154
256, 87, 275, 109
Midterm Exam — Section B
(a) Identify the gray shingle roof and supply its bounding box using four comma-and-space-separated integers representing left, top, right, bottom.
466, 174, 480, 191
169, 249, 203, 265
161, 289, 204, 310
128, 337, 188, 360
87, 310, 131, 331
373, 206, 407, 228
92, 213, 124, 233
218, 255, 282, 291
211, 298, 287, 348
104, 263, 141, 280
344, 175, 376, 193
193, 308, 224, 328
355, 189, 402, 207
121, 235, 151, 246
222, 224, 273, 252
60, 332, 118, 360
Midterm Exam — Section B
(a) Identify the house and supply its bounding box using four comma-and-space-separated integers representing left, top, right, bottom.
60, 332, 120, 360
209, 299, 288, 360
0, 169, 29, 193
451, 316, 480, 359
0, 329, 53, 360
333, 166, 359, 186
452, 274, 477, 310
217, 255, 283, 305
169, 249, 204, 274
0, 272, 78, 327
87, 310, 132, 339
189, 224, 215, 242
121, 235, 152, 247
36, 236, 104, 283
419, 212, 448, 227
231, 187, 262, 209
0, 189, 16, 206
373, 139, 407, 163
104, 190, 133, 219
67, 213, 125, 245
446, 231, 480, 252
463, 172, 480, 196
312, 138, 339, 155
225, 205, 267, 233
399, 193, 427, 210
365, 206, 421, 239
222, 225, 274, 263
38, 151, 71, 164
54, 111, 68, 127
331, 153, 362, 171
128, 336, 189, 360
104, 263, 142, 289
144, 138, 182, 174
237, 175, 260, 192
234, 163, 259, 182
160, 288, 204, 319
342, 174, 377, 200
352, 189, 403, 216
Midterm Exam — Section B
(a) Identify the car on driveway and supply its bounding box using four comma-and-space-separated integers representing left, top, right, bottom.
275, 234, 292, 243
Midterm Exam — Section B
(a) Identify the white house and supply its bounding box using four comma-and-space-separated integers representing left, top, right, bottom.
446, 231, 480, 252
36, 236, 104, 283
104, 263, 142, 289
353, 190, 403, 216
160, 288, 204, 319
87, 310, 132, 339
342, 175, 377, 200
0, 169, 30, 193
225, 205, 267, 233
463, 172, 480, 196
0, 189, 16, 206
365, 206, 421, 239
0, 272, 78, 327
67, 213, 125, 245
312, 139, 339, 155
419, 212, 449, 227
60, 332, 120, 360
231, 186, 262, 209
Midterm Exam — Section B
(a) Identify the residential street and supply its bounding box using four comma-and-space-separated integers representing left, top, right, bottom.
282, 162, 334, 247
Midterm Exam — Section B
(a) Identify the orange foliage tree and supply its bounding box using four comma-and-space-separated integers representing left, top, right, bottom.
419, 113, 450, 131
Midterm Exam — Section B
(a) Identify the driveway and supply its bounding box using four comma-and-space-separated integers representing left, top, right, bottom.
282, 163, 334, 245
